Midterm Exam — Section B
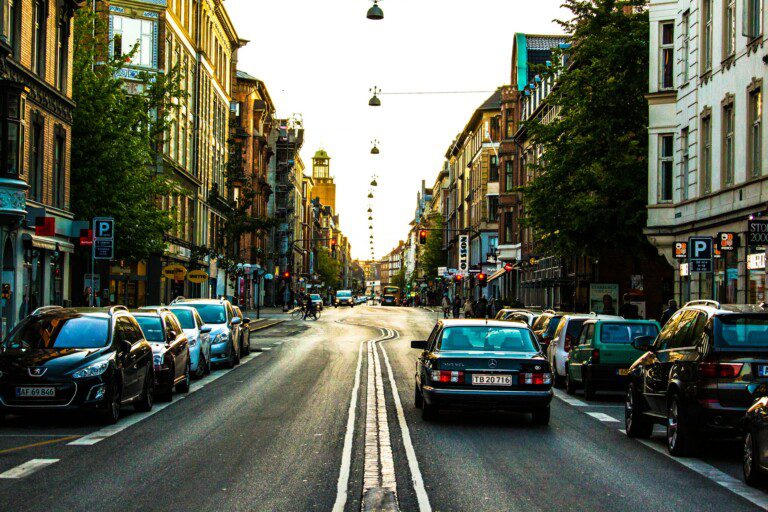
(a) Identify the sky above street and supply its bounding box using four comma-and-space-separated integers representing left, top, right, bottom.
227, 0, 569, 261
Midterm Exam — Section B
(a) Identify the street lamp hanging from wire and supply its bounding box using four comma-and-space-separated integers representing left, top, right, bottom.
367, 0, 383, 20
369, 86, 381, 107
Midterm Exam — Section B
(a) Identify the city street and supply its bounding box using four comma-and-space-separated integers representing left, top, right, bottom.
0, 306, 765, 512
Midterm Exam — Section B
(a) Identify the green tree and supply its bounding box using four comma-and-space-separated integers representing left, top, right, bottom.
390, 266, 407, 290
316, 248, 341, 290
71, 6, 184, 262
417, 212, 447, 279
522, 0, 649, 258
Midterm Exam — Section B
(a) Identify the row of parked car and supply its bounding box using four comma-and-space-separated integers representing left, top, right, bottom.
0, 297, 253, 425
497, 301, 768, 487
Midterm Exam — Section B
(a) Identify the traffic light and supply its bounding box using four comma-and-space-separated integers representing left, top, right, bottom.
455, 274, 463, 283
504, 263, 513, 272
282, 271, 291, 281
477, 273, 487, 288
418, 229, 427, 244
331, 239, 337, 257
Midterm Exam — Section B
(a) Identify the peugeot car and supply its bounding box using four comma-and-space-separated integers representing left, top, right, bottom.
0, 306, 154, 424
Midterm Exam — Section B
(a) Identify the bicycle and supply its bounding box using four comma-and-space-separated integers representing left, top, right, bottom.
291, 307, 304, 321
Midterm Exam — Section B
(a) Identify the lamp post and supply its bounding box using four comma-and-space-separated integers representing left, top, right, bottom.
369, 86, 381, 106
366, 0, 384, 20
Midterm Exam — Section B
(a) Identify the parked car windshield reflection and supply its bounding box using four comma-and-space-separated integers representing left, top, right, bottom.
439, 327, 539, 353
168, 308, 196, 329
715, 316, 768, 349
5, 315, 110, 350
134, 316, 164, 342
185, 304, 227, 324
600, 322, 659, 344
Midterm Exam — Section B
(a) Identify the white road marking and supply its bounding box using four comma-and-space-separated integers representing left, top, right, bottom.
0, 459, 59, 479
368, 333, 397, 492
552, 388, 588, 407
332, 339, 366, 512
631, 435, 768, 510
69, 351, 264, 446
586, 412, 620, 422
379, 328, 432, 512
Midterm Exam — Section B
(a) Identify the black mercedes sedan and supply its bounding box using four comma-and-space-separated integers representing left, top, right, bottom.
412, 319, 553, 424
0, 306, 154, 424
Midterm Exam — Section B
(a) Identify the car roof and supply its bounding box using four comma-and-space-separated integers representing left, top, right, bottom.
173, 298, 228, 305
679, 301, 768, 316
30, 306, 129, 319
584, 318, 659, 324
439, 319, 530, 329
131, 310, 165, 318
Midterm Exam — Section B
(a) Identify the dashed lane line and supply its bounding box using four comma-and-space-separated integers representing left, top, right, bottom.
0, 459, 59, 479
586, 412, 620, 423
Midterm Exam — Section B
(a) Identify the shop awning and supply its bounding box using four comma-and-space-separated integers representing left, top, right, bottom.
22, 234, 75, 253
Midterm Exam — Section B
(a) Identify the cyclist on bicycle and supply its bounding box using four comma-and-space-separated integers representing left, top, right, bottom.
303, 294, 317, 320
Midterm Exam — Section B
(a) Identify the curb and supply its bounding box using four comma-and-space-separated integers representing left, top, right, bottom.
248, 319, 285, 333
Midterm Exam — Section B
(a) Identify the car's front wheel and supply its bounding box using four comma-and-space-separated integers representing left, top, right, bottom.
625, 384, 653, 438
134, 366, 154, 412
744, 428, 765, 486
100, 382, 121, 425
667, 394, 696, 456
531, 406, 550, 426
194, 353, 206, 379
553, 358, 565, 388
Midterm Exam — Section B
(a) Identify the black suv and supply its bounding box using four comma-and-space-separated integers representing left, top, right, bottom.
625, 300, 768, 455
0, 306, 154, 424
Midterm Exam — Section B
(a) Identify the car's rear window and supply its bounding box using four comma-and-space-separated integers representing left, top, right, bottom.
438, 326, 538, 353
135, 316, 164, 342
566, 319, 587, 337
714, 315, 768, 350
168, 309, 195, 329
337, 291, 352, 297
531, 315, 549, 331
310, 294, 321, 300
5, 315, 110, 350
600, 322, 659, 344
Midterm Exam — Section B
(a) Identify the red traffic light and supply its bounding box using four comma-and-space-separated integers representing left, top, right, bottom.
331, 239, 337, 246
419, 230, 427, 244
282, 271, 291, 280
455, 274, 463, 282
477, 273, 487, 282
504, 263, 513, 272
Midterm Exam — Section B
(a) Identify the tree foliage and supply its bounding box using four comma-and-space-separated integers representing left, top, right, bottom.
71, 6, 183, 262
390, 266, 407, 290
417, 212, 447, 279
522, 0, 649, 258
316, 248, 341, 290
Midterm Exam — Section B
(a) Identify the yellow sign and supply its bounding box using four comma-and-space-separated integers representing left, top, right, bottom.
163, 264, 187, 281
187, 270, 209, 284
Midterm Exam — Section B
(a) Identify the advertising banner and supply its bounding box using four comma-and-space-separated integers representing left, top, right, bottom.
589, 283, 619, 315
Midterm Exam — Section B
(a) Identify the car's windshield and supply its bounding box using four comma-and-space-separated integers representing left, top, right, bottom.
714, 315, 768, 350
185, 304, 227, 324
337, 291, 352, 297
310, 294, 321, 300
135, 316, 164, 342
169, 309, 195, 329
543, 316, 562, 337
5, 315, 110, 350
438, 326, 539, 353
600, 322, 659, 344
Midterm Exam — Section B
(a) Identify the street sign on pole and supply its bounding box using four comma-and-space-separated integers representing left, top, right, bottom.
92, 217, 115, 261
688, 236, 713, 273
458, 235, 469, 275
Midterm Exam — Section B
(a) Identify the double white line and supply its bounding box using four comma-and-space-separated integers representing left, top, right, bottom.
333, 328, 431, 512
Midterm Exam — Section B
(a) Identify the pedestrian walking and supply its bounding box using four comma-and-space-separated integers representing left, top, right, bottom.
660, 299, 677, 327
488, 296, 497, 318
463, 297, 475, 319
452, 296, 462, 318
476, 297, 488, 319
619, 293, 640, 319
441, 294, 451, 319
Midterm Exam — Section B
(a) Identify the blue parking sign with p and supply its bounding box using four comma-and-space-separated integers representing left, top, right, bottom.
94, 218, 114, 239
688, 236, 713, 272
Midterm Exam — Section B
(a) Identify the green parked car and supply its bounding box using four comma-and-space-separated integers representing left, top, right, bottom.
565, 319, 660, 399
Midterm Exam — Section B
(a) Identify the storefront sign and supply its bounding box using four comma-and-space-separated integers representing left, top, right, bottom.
748, 219, 768, 245
674, 242, 688, 259
748, 252, 766, 271
187, 270, 209, 284
437, 266, 447, 277
35, 217, 55, 237
589, 284, 619, 315
163, 264, 187, 281
457, 235, 469, 275
688, 236, 713, 272
718, 232, 737, 251
679, 263, 689, 277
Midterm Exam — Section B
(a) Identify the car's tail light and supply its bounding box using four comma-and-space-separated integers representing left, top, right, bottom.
564, 335, 574, 352
591, 349, 600, 364
699, 362, 744, 379
519, 372, 552, 385
430, 370, 464, 383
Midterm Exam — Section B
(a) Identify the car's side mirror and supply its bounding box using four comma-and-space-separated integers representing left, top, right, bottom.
231, 317, 242, 325
632, 335, 655, 352
242, 318, 251, 325
411, 340, 428, 350
169, 331, 178, 340
200, 325, 212, 334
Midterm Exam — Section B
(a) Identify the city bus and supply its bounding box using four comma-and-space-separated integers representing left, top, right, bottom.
382, 286, 402, 305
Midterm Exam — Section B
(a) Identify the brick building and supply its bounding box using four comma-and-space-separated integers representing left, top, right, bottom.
0, 0, 80, 331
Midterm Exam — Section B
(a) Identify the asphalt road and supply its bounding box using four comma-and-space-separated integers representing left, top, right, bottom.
0, 306, 765, 511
